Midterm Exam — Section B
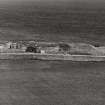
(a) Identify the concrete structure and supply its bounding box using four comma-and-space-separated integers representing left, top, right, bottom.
6, 42, 12, 49
0, 41, 105, 61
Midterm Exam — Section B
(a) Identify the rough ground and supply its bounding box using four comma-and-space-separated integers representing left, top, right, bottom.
0, 60, 104, 105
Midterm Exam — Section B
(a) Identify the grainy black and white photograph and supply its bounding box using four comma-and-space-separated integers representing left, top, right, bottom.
0, 0, 105, 105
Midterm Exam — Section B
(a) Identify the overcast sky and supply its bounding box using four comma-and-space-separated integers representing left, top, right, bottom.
0, 0, 105, 5
0, 0, 105, 2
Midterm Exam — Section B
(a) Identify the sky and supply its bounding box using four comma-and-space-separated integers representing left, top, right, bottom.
0, 0, 105, 6
0, 0, 105, 2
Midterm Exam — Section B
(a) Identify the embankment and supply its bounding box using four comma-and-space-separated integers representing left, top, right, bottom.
0, 53, 105, 61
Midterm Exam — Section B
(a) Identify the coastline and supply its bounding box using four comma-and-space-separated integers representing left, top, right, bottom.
0, 53, 105, 61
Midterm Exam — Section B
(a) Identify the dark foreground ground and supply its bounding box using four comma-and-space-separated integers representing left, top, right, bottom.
0, 60, 105, 105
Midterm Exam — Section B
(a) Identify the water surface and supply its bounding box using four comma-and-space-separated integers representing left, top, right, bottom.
0, 60, 104, 105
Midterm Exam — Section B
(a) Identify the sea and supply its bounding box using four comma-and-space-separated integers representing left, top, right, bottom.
0, 1, 105, 105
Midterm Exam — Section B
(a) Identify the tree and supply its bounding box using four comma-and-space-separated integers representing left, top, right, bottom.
26, 46, 37, 53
